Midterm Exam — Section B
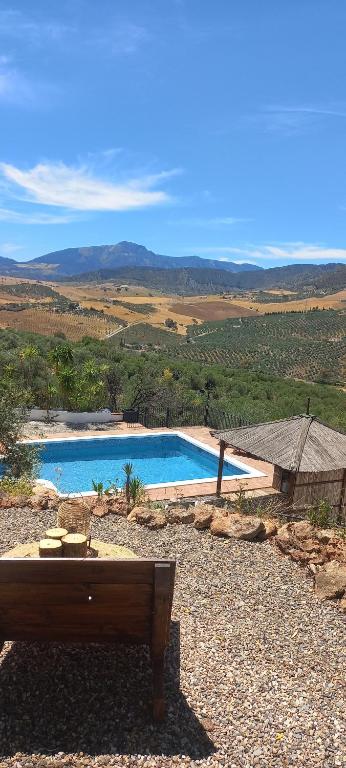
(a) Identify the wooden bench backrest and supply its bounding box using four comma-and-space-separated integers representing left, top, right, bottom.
0, 558, 176, 646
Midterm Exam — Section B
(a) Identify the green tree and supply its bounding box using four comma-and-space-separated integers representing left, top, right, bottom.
0, 385, 39, 479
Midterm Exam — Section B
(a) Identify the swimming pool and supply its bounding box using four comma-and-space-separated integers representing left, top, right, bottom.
23, 432, 264, 495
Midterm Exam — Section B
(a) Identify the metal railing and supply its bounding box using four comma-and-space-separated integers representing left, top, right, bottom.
137, 404, 252, 430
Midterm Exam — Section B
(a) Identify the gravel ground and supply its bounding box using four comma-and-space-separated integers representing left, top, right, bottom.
0, 508, 345, 768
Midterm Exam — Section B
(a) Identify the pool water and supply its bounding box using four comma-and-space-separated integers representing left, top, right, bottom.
28, 433, 253, 494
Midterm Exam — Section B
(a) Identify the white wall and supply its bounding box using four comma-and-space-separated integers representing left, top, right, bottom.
28, 409, 123, 424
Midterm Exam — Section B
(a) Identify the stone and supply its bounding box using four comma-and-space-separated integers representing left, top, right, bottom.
256, 518, 278, 541
300, 538, 322, 554
135, 510, 154, 526
128, 506, 167, 529
107, 498, 127, 516
11, 494, 32, 508
167, 507, 195, 524
127, 505, 151, 522
147, 513, 167, 530
194, 507, 213, 530
210, 514, 265, 541
92, 501, 109, 518
292, 520, 315, 540
0, 495, 12, 509
314, 528, 335, 544
314, 560, 346, 600
340, 596, 346, 613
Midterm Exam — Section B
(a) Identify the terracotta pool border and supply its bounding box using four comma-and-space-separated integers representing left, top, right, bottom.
24, 430, 266, 498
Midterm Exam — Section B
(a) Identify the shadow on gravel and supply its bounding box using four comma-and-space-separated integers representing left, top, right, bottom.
0, 622, 215, 759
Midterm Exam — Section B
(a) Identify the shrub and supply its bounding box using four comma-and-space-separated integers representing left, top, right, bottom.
4, 443, 40, 480
0, 475, 33, 497
307, 499, 333, 528
0, 386, 40, 480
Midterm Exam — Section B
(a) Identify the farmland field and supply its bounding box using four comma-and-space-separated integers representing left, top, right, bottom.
0, 308, 120, 341
177, 309, 346, 384
234, 288, 346, 313
169, 300, 256, 321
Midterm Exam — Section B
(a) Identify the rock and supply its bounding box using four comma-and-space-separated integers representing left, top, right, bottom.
0, 494, 11, 509
128, 506, 167, 529
30, 487, 58, 511
148, 513, 167, 530
107, 498, 127, 516
276, 520, 346, 569
167, 507, 195, 524
194, 507, 213, 530
127, 504, 151, 522
256, 518, 278, 541
340, 596, 346, 613
92, 501, 109, 518
292, 520, 315, 540
314, 528, 335, 544
300, 538, 322, 554
314, 560, 346, 600
135, 510, 154, 526
210, 514, 265, 541
275, 522, 293, 551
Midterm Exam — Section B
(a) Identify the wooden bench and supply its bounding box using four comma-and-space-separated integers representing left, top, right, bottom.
0, 557, 176, 720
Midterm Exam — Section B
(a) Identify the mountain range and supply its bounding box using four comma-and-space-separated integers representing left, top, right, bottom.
0, 241, 345, 295
0, 241, 261, 278
58, 262, 346, 294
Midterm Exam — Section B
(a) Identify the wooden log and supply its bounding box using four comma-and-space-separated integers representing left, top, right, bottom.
45, 527, 68, 541
62, 533, 87, 558
39, 539, 62, 558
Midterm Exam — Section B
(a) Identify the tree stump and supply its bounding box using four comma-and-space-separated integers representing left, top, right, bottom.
39, 538, 62, 558
45, 527, 68, 541
62, 533, 87, 558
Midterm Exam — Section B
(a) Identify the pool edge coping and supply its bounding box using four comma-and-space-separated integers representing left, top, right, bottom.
23, 430, 266, 497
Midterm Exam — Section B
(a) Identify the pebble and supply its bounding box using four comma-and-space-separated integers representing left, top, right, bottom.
0, 508, 345, 767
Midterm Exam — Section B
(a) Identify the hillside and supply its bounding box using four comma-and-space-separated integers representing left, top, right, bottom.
177, 309, 346, 384
0, 241, 260, 278
0, 327, 345, 429
61, 262, 346, 295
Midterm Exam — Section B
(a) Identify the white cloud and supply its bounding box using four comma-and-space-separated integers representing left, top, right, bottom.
258, 104, 346, 135
0, 160, 179, 212
187, 243, 346, 263
172, 216, 250, 227
0, 207, 77, 224
0, 8, 151, 56
0, 242, 23, 255
0, 9, 69, 44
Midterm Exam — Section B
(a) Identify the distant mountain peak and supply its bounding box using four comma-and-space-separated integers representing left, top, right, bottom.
21, 241, 263, 276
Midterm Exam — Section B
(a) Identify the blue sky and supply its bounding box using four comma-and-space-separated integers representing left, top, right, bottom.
1, 0, 346, 267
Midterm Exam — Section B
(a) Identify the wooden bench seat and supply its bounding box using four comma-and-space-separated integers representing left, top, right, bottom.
0, 557, 176, 720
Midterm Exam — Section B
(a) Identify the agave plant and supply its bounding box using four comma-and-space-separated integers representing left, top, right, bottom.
122, 462, 134, 505
129, 476, 146, 506
92, 480, 105, 498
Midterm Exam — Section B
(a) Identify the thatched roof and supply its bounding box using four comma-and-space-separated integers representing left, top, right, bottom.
216, 416, 346, 473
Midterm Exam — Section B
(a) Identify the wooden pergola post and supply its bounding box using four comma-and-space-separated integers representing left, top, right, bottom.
216, 440, 226, 497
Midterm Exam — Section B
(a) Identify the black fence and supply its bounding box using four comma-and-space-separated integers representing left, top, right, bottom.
137, 404, 251, 431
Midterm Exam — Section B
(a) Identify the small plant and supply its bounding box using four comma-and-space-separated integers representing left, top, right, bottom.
0, 475, 33, 497
92, 480, 106, 498
307, 499, 333, 528
104, 478, 120, 496
234, 483, 253, 516
123, 462, 134, 505
129, 476, 146, 506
